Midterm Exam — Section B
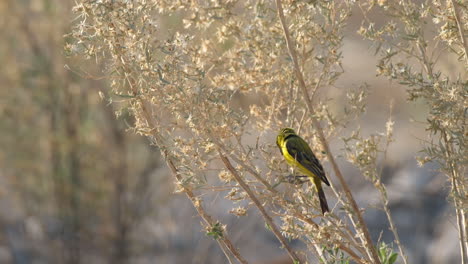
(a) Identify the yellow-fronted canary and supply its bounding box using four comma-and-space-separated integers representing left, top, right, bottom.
276, 128, 330, 214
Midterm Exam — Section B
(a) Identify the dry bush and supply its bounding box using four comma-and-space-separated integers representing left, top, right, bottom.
68, 0, 467, 263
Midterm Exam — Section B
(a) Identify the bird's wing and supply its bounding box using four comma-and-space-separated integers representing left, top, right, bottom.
286, 137, 330, 186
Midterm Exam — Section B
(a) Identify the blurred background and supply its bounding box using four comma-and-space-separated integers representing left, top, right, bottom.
0, 1, 462, 264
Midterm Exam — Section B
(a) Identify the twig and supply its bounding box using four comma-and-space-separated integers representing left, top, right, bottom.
450, 0, 468, 65
300, 215, 366, 264
275, 1, 381, 263
217, 136, 365, 262
138, 102, 248, 264
337, 244, 366, 264
442, 131, 468, 264
417, 24, 467, 263
377, 103, 409, 264
219, 152, 301, 263
452, 176, 468, 264
215, 140, 279, 194
113, 46, 249, 263
166, 152, 249, 264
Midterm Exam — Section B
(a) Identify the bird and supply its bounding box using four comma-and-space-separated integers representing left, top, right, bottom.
276, 127, 330, 214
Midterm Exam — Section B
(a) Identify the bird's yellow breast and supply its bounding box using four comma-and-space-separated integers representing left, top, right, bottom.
280, 141, 314, 177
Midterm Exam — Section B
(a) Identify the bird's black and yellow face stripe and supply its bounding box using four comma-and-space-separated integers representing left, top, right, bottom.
276, 127, 297, 153
279, 128, 296, 139
280, 127, 296, 135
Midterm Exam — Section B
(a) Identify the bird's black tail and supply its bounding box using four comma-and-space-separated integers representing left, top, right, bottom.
317, 185, 329, 214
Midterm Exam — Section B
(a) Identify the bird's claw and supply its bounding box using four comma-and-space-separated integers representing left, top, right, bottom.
284, 175, 309, 185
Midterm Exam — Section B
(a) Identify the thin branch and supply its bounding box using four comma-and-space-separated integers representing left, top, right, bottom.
114, 48, 249, 263
299, 215, 366, 264
218, 138, 364, 262
377, 104, 409, 264
275, 1, 381, 263
215, 140, 279, 194
138, 103, 248, 264
166, 152, 249, 264
219, 152, 301, 263
417, 22, 467, 263
216, 147, 365, 263
450, 0, 468, 65
442, 131, 468, 264
213, 113, 359, 260
337, 244, 366, 264
381, 189, 408, 263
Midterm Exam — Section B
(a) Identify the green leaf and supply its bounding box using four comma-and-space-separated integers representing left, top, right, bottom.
206, 222, 224, 240
388, 253, 398, 264
113, 92, 137, 98
379, 244, 387, 261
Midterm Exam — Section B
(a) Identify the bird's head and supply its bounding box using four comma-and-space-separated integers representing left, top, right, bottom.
276, 127, 297, 146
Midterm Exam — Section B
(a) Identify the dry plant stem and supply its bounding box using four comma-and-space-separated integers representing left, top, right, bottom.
116, 50, 248, 263
381, 191, 408, 264
451, 175, 468, 264
442, 131, 468, 264
139, 101, 248, 264
219, 153, 300, 263
215, 119, 358, 262
288, 208, 365, 263
219, 244, 235, 264
302, 223, 366, 264
220, 146, 363, 262
218, 138, 362, 262
377, 110, 409, 264
219, 141, 363, 261
337, 244, 366, 264
327, 217, 368, 257
215, 140, 278, 194
275, 1, 381, 263
417, 31, 467, 264
450, 0, 468, 65
307, 242, 325, 262
165, 154, 248, 264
